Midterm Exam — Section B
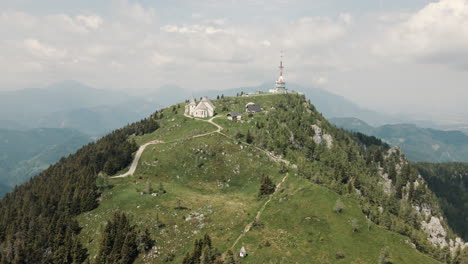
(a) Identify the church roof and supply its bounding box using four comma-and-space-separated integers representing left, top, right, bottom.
200, 97, 215, 109
195, 103, 209, 111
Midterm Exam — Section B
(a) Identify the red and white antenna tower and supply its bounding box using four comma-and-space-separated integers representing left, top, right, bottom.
279, 50, 284, 77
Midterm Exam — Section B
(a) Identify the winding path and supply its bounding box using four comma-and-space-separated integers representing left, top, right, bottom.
230, 172, 289, 249
111, 140, 164, 178
112, 115, 221, 179
111, 110, 292, 251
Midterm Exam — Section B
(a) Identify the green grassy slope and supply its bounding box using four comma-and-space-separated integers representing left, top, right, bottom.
77, 94, 441, 263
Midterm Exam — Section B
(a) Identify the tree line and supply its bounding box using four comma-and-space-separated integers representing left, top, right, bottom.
239, 94, 466, 262
0, 112, 160, 263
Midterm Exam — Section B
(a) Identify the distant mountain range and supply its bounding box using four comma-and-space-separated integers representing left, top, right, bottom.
1, 80, 466, 197
0, 81, 159, 136
331, 117, 468, 162
0, 128, 92, 197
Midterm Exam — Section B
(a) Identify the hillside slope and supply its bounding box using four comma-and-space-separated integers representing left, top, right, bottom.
1, 94, 467, 263
414, 163, 468, 241
331, 117, 468, 162
77, 94, 465, 263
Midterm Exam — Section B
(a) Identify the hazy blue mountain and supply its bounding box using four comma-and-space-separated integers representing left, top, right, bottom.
35, 100, 159, 136
0, 120, 27, 130
0, 81, 129, 120
0, 81, 160, 136
331, 117, 468, 162
0, 128, 92, 197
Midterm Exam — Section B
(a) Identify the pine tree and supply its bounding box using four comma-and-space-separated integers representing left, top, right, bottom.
145, 182, 153, 194
246, 130, 253, 144
258, 175, 275, 197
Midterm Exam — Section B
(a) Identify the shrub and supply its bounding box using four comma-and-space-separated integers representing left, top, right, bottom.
333, 199, 345, 213
378, 247, 392, 264
258, 175, 276, 197
335, 251, 345, 259
351, 218, 360, 232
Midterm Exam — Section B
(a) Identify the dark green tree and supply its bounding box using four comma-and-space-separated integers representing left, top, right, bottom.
258, 175, 275, 197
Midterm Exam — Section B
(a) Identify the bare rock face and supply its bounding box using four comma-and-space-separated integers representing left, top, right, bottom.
311, 125, 322, 145
380, 146, 467, 253
311, 124, 333, 149
449, 238, 468, 253
412, 203, 432, 218
421, 216, 448, 248
323, 134, 333, 149
378, 168, 393, 195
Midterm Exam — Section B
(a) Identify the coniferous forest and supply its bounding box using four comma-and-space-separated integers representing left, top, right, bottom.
0, 114, 160, 263
0, 95, 467, 263
415, 162, 468, 241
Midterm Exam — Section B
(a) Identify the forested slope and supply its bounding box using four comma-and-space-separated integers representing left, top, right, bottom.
1, 94, 467, 263
0, 116, 159, 263
415, 162, 468, 241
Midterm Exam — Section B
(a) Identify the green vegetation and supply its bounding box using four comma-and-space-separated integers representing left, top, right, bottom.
0, 93, 459, 263
237, 177, 437, 263
415, 162, 468, 240
97, 211, 153, 264
182, 234, 222, 264
258, 175, 275, 197
0, 114, 159, 263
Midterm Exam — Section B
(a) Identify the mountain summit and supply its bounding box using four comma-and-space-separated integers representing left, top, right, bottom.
0, 93, 466, 263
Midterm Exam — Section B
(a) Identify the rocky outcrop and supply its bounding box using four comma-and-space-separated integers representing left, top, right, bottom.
311, 124, 333, 149
421, 216, 448, 248
381, 147, 467, 253
378, 169, 393, 195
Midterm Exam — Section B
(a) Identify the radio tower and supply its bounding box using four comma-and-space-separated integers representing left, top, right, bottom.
270, 50, 287, 94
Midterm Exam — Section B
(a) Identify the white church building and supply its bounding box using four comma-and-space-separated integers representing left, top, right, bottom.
185, 96, 215, 118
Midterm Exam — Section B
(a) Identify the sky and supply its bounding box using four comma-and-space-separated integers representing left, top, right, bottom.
1, 0, 467, 121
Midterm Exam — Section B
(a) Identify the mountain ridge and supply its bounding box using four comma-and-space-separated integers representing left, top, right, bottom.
331, 117, 468, 162
0, 90, 467, 263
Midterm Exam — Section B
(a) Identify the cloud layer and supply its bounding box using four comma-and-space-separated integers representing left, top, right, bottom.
0, 0, 467, 119
374, 0, 468, 69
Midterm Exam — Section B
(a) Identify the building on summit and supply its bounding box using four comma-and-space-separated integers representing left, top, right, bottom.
227, 112, 242, 121
269, 53, 288, 94
245, 102, 262, 113
185, 96, 215, 118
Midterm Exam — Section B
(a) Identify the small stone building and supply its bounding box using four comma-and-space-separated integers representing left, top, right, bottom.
227, 112, 242, 121
245, 102, 262, 113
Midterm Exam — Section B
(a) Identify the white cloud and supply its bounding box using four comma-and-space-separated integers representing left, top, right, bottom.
1, 1, 467, 120
23, 38, 67, 60
151, 52, 173, 66
118, 0, 156, 24
374, 0, 468, 69
261, 40, 271, 47
339, 13, 353, 25
316, 76, 328, 85
76, 15, 103, 30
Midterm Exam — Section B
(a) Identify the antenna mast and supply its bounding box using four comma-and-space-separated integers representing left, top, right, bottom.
279, 50, 284, 76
